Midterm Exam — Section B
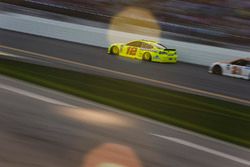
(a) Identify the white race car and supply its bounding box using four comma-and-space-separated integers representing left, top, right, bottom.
209, 58, 250, 80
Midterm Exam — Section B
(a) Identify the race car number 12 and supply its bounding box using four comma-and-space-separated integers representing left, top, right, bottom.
127, 47, 137, 56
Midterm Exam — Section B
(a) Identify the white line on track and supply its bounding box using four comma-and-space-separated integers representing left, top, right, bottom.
0, 83, 75, 108
150, 133, 250, 166
0, 45, 249, 106
0, 51, 50, 63
0, 51, 32, 59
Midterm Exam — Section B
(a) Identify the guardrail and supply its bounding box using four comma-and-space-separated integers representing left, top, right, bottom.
0, 12, 249, 66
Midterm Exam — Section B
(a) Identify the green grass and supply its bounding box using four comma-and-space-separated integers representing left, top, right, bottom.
0, 58, 250, 148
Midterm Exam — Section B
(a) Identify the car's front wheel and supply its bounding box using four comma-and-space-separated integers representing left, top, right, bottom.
212, 65, 222, 75
143, 52, 151, 62
111, 46, 119, 56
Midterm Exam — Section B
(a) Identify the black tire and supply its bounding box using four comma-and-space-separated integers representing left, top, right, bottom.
212, 65, 222, 75
143, 52, 152, 62
111, 46, 119, 56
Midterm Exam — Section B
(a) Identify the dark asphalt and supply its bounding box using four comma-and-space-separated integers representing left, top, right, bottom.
0, 75, 249, 167
0, 29, 249, 102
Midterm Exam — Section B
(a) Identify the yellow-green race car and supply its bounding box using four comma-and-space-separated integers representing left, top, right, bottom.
108, 40, 178, 63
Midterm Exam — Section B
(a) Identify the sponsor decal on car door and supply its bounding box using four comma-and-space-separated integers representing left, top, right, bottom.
231, 65, 242, 75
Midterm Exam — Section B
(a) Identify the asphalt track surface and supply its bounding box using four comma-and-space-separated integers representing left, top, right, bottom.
0, 75, 250, 167
0, 29, 250, 105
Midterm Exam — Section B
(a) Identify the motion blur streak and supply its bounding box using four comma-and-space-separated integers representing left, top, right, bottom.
0, 75, 249, 167
0, 83, 74, 107
57, 107, 132, 128
108, 6, 161, 43
82, 143, 142, 167
151, 133, 250, 166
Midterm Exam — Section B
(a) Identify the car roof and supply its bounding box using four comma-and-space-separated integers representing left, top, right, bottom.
128, 39, 158, 44
234, 58, 250, 62
243, 58, 250, 61
140, 39, 158, 45
128, 39, 158, 45
227, 58, 250, 64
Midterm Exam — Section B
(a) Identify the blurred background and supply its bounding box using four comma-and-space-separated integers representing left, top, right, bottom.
3, 0, 250, 50
1, 1, 250, 167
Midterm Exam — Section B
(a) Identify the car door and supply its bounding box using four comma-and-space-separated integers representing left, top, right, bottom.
141, 42, 154, 59
124, 41, 142, 58
229, 59, 247, 77
242, 61, 250, 78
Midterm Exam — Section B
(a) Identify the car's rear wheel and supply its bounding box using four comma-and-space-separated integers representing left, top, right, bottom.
111, 46, 119, 55
212, 65, 222, 75
143, 52, 151, 61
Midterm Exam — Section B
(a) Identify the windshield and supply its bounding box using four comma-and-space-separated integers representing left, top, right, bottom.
154, 43, 167, 50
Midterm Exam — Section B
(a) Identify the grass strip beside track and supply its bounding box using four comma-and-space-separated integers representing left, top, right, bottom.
0, 58, 249, 148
